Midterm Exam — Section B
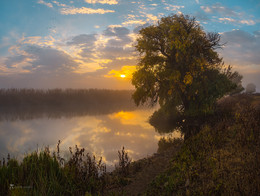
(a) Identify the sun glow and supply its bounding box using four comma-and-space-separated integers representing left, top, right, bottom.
105, 65, 136, 79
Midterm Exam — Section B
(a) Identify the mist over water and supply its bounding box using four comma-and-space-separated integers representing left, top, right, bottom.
0, 107, 173, 170
0, 89, 182, 170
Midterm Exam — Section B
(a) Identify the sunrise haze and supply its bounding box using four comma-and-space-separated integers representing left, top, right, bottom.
0, 0, 259, 90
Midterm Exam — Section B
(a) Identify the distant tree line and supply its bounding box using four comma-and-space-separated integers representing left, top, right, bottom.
0, 89, 136, 121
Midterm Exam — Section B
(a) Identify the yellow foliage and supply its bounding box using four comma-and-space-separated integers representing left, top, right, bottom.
183, 72, 193, 85
168, 89, 172, 95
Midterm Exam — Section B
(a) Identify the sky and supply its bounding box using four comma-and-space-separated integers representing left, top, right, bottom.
0, 0, 259, 90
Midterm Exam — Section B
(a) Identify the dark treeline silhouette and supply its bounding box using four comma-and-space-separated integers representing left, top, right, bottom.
0, 88, 136, 121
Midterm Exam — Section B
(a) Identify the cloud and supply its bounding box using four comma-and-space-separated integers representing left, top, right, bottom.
38, 0, 53, 8
239, 20, 256, 25
106, 38, 132, 47
2, 39, 81, 74
219, 17, 236, 23
24, 45, 79, 73
200, 3, 257, 26
60, 7, 115, 15
63, 27, 136, 77
146, 14, 158, 22
220, 30, 260, 89
52, 1, 67, 7
102, 26, 133, 48
221, 30, 260, 65
122, 20, 146, 26
200, 6, 211, 13
84, 0, 118, 5
67, 34, 97, 46
1, 24, 137, 89
165, 5, 184, 11
4, 55, 27, 68
99, 46, 134, 59
103, 27, 130, 38
201, 4, 237, 17
66, 34, 98, 59
98, 27, 135, 61
218, 18, 256, 25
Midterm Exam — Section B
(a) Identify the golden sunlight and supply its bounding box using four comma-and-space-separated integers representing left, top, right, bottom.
105, 65, 136, 79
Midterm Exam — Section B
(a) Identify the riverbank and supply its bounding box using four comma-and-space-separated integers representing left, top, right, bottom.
1, 94, 260, 195
107, 93, 260, 195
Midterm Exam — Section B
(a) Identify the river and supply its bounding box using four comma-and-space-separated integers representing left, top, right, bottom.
0, 108, 179, 170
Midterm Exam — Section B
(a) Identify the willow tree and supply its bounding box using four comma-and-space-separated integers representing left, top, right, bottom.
132, 14, 236, 138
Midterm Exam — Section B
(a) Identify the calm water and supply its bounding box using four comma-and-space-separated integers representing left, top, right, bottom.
0, 108, 179, 169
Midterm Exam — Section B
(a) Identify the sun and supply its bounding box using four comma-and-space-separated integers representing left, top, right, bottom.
120, 74, 126, 78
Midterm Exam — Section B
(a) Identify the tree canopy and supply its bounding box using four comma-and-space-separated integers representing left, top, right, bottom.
132, 14, 238, 137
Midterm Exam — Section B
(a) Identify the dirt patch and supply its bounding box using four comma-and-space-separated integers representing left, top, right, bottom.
105, 142, 182, 195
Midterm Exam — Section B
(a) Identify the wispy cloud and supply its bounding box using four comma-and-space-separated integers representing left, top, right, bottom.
60, 7, 115, 15
52, 1, 67, 7
146, 14, 158, 22
165, 5, 184, 11
200, 4, 237, 17
240, 20, 256, 25
84, 0, 118, 5
122, 19, 146, 26
38, 0, 53, 8
219, 18, 256, 25
200, 3, 256, 26
219, 17, 236, 22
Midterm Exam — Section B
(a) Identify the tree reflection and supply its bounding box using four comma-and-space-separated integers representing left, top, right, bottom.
0, 89, 137, 121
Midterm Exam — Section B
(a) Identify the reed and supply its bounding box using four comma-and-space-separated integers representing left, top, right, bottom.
0, 141, 107, 195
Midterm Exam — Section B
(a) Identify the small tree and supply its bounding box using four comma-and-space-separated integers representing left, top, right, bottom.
224, 66, 244, 95
132, 14, 237, 138
246, 83, 256, 94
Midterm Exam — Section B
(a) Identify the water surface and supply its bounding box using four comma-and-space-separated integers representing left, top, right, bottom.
0, 108, 179, 169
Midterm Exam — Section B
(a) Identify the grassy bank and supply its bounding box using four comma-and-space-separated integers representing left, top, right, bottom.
145, 94, 260, 195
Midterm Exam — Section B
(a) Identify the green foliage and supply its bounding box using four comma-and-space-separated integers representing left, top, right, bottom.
145, 98, 260, 195
0, 143, 106, 196
0, 143, 137, 196
116, 147, 132, 177
132, 14, 238, 136
149, 102, 182, 133
224, 66, 244, 95
157, 136, 183, 153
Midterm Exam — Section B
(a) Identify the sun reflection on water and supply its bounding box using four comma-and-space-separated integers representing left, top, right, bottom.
0, 108, 176, 171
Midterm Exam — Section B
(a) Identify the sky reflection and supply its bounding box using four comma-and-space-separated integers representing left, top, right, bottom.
0, 108, 180, 170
